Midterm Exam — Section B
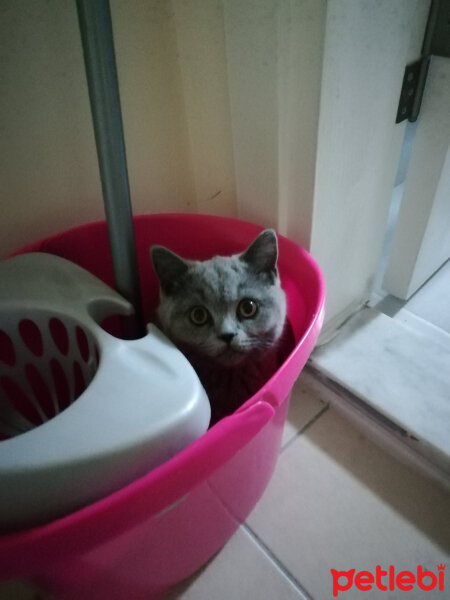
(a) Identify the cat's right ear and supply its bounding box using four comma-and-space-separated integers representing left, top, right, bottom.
150, 246, 189, 295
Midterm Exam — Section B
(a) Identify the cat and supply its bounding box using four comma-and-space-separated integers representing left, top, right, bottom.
150, 229, 288, 423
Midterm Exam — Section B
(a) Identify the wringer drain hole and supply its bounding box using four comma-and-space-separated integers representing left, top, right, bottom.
0, 313, 99, 440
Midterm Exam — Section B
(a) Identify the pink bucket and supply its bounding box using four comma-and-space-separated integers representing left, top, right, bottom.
0, 214, 325, 599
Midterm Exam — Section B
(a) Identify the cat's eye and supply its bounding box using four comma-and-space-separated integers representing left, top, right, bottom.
237, 298, 258, 319
189, 306, 210, 326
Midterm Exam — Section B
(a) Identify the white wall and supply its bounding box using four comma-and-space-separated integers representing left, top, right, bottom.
0, 0, 323, 257
383, 57, 450, 299
0, 0, 433, 336
310, 0, 430, 335
0, 0, 102, 256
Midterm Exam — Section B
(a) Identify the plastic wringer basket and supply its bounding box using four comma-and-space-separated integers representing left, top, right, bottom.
0, 252, 210, 532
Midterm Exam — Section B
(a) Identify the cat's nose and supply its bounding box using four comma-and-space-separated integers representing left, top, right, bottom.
218, 333, 235, 344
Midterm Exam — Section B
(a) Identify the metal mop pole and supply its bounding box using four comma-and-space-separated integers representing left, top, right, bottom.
76, 0, 145, 338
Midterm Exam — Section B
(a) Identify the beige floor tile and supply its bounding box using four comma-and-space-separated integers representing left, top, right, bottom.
248, 408, 450, 599
166, 526, 308, 600
281, 372, 328, 448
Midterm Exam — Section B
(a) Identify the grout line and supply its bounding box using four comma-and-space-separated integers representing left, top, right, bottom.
280, 404, 330, 453
242, 524, 314, 600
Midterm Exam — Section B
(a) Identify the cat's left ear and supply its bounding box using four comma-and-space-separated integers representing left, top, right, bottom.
240, 229, 278, 275
150, 245, 189, 295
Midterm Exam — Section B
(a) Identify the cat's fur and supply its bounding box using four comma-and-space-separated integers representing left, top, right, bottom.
151, 230, 287, 422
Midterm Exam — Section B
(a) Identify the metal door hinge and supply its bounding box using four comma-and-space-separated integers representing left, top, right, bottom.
396, 0, 450, 123
396, 58, 430, 123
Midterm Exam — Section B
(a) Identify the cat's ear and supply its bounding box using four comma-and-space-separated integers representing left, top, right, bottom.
151, 246, 189, 295
240, 229, 278, 275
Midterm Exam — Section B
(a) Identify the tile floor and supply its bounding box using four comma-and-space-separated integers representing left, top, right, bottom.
1, 374, 448, 600
311, 245, 450, 481
310, 304, 450, 475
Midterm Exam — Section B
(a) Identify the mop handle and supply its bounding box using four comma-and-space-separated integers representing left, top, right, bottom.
76, 0, 145, 338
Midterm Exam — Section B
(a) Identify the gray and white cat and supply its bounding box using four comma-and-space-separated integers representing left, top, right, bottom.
151, 230, 287, 422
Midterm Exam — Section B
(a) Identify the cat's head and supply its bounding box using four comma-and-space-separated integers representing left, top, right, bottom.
151, 230, 287, 366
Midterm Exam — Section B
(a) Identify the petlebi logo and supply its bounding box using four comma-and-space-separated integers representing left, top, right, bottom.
330, 564, 446, 597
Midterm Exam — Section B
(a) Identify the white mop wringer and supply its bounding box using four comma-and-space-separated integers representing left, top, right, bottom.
0, 0, 210, 533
